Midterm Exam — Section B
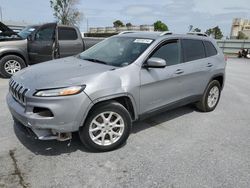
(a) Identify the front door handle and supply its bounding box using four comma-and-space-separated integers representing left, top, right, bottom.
207, 63, 213, 67
175, 69, 184, 74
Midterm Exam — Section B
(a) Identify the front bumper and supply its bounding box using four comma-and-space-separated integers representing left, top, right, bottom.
7, 91, 92, 136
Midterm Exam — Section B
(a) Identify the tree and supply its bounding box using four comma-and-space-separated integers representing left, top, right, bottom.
50, 0, 82, 25
237, 31, 248, 39
205, 28, 213, 36
126, 23, 132, 27
205, 26, 223, 39
193, 28, 201, 32
154, 21, 169, 31
113, 20, 124, 27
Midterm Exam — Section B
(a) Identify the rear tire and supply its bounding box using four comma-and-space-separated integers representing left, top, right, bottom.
79, 101, 132, 152
0, 55, 26, 78
196, 80, 221, 112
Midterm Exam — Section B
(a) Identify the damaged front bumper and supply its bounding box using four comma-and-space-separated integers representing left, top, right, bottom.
7, 91, 92, 141
14, 119, 72, 141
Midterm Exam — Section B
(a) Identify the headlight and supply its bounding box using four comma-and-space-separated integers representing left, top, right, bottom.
34, 85, 86, 97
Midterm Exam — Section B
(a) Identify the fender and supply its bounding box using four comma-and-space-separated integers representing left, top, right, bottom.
0, 46, 29, 65
79, 92, 139, 128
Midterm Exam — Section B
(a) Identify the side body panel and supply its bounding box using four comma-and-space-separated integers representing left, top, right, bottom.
58, 26, 84, 57
0, 39, 29, 64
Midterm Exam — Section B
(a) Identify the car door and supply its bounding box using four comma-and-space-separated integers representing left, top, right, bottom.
58, 26, 84, 57
27, 23, 57, 64
180, 39, 210, 96
140, 39, 188, 114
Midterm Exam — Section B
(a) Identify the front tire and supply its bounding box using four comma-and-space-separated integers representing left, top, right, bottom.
196, 80, 221, 112
79, 101, 132, 152
0, 55, 26, 78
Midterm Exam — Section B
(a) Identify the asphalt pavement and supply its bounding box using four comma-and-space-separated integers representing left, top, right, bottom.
0, 58, 249, 188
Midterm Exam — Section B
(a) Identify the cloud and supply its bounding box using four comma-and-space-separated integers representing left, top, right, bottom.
224, 7, 250, 11
123, 5, 153, 16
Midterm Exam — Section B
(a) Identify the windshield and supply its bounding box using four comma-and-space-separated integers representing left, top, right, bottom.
18, 26, 37, 39
79, 37, 153, 67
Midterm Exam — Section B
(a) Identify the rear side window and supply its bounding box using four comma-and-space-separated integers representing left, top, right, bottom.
151, 41, 180, 66
58, 27, 77, 40
204, 41, 217, 57
182, 39, 206, 62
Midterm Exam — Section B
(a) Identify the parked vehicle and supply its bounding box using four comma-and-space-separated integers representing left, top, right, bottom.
7, 32, 226, 151
238, 48, 250, 59
0, 22, 102, 78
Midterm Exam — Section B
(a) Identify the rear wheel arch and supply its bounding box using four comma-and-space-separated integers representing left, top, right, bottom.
210, 74, 224, 89
196, 79, 221, 112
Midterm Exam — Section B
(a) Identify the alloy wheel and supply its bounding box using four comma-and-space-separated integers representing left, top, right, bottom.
4, 60, 21, 75
89, 111, 125, 146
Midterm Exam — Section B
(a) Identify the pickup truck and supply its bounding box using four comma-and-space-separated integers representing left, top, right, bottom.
0, 22, 102, 78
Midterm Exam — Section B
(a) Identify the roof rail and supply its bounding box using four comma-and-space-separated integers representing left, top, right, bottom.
159, 31, 173, 36
187, 32, 208, 37
118, 31, 147, 35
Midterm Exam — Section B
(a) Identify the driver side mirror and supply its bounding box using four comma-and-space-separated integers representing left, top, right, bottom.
27, 34, 33, 41
143, 57, 167, 68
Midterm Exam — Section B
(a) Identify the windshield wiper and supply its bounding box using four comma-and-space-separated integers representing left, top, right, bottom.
83, 58, 108, 65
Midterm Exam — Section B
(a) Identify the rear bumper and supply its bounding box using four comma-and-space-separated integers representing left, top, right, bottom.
7, 92, 92, 135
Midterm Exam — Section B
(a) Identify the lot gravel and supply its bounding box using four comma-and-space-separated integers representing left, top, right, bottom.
0, 58, 249, 188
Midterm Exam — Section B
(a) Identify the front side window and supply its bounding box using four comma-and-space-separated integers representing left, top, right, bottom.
151, 40, 180, 66
79, 37, 153, 67
182, 39, 206, 62
58, 27, 77, 40
35, 26, 54, 41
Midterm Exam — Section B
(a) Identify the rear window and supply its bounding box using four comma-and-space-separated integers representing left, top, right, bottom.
58, 27, 78, 40
182, 39, 206, 62
204, 41, 217, 57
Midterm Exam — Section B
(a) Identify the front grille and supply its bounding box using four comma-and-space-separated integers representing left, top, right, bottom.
9, 79, 29, 105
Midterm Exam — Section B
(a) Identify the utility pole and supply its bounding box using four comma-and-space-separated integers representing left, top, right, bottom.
86, 18, 89, 33
0, 6, 2, 22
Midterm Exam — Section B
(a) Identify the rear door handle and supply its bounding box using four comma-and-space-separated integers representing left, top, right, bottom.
207, 63, 213, 67
175, 69, 184, 75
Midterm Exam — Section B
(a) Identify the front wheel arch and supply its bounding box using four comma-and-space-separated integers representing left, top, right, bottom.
81, 95, 137, 125
0, 52, 28, 66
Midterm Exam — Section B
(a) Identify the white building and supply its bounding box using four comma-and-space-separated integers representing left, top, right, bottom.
89, 25, 154, 33
230, 18, 250, 39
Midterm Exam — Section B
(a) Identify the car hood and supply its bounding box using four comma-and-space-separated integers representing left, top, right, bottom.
12, 56, 116, 90
0, 22, 18, 38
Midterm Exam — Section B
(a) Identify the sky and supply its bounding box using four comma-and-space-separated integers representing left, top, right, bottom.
0, 0, 250, 37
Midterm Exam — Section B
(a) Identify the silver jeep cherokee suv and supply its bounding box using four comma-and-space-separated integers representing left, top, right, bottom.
7, 32, 226, 151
